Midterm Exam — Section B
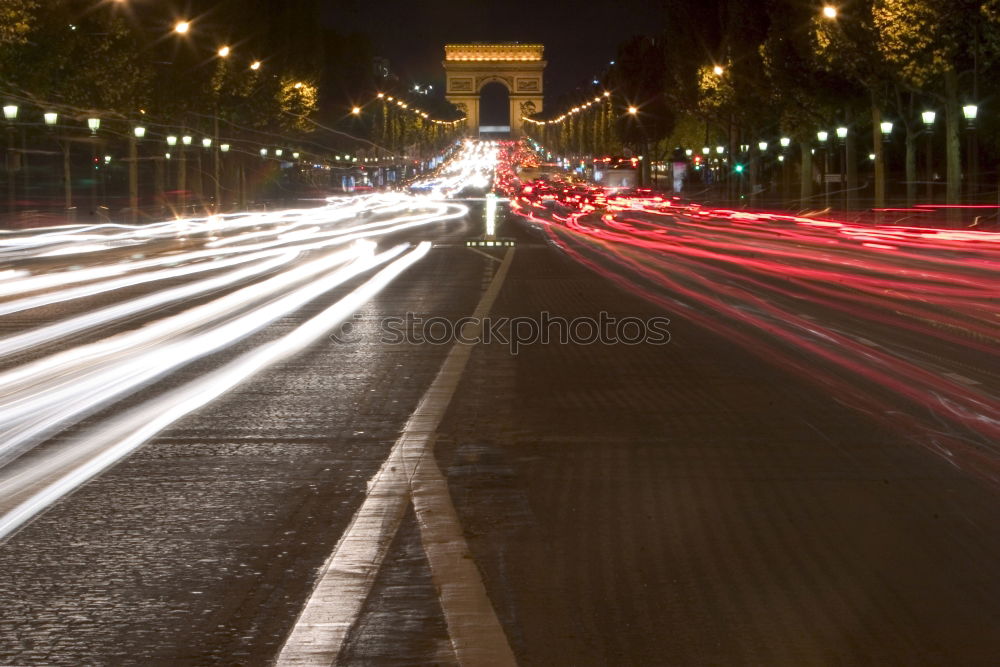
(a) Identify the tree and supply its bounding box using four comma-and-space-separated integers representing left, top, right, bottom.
871, 0, 999, 210
0, 0, 35, 46
608, 36, 676, 185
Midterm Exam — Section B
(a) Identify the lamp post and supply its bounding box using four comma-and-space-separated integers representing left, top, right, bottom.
921, 110, 936, 202
3, 104, 17, 214
836, 126, 849, 209
129, 124, 145, 222
963, 104, 978, 202
779, 137, 791, 203
817, 130, 830, 208
87, 117, 101, 217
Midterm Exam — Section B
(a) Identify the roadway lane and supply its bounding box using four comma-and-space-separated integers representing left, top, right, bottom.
2, 140, 999, 665
0, 200, 500, 663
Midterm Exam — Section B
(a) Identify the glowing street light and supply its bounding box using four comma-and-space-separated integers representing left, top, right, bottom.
627, 106, 638, 115
716, 146, 725, 154
44, 112, 58, 126
758, 141, 768, 151
259, 148, 268, 158
351, 106, 361, 115
822, 6, 838, 19
87, 117, 101, 133
3, 105, 18, 122
220, 143, 230, 153
963, 104, 978, 128
817, 130, 829, 143
174, 20, 190, 35
836, 126, 848, 140
702, 146, 711, 155
201, 137, 212, 148
166, 135, 178, 147
780, 137, 791, 148
880, 120, 893, 136
217, 45, 231, 58
250, 61, 262, 71
133, 126, 146, 139
181, 135, 192, 146
921, 110, 936, 127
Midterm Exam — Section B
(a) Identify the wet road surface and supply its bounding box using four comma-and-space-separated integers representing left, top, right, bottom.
1, 173, 1000, 663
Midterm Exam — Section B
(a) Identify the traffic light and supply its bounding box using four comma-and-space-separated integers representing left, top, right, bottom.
734, 163, 745, 174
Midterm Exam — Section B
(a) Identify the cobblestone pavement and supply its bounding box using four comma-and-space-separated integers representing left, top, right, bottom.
2, 202, 1000, 665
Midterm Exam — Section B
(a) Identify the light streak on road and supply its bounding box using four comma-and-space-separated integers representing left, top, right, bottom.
507, 147, 1000, 482
0, 243, 432, 542
0, 140, 498, 541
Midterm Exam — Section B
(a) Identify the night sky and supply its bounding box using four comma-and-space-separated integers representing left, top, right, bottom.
321, 0, 667, 102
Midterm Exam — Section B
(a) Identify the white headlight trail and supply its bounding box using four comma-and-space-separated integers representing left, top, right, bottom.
0, 252, 298, 358
0, 242, 431, 543
0, 242, 404, 467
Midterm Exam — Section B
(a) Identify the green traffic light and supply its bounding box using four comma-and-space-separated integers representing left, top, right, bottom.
734, 164, 744, 173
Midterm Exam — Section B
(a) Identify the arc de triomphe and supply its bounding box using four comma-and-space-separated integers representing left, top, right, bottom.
443, 43, 545, 137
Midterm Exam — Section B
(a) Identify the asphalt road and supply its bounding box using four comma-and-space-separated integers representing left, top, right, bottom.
1, 161, 999, 663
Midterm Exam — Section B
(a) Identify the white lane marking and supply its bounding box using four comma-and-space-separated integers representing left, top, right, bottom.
466, 246, 503, 263
277, 248, 516, 667
410, 438, 518, 666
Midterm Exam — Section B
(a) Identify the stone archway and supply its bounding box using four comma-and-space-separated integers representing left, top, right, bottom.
442, 43, 545, 137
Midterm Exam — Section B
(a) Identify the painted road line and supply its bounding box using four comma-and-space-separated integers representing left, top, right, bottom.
410, 437, 518, 666
276, 248, 516, 666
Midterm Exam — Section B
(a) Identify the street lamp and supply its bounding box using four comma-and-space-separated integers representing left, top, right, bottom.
220, 143, 230, 153
758, 141, 768, 151
217, 46, 231, 58
202, 137, 212, 148
275, 149, 283, 157
351, 106, 361, 115
250, 61, 262, 71
713, 65, 725, 76
259, 148, 268, 158
702, 147, 711, 155
292, 152, 300, 159
880, 120, 893, 137
133, 126, 146, 139
836, 126, 848, 141
181, 135, 192, 146
2, 105, 17, 122
44, 112, 58, 127
963, 105, 979, 201
822, 6, 838, 19
921, 111, 936, 201
962, 104, 978, 127
174, 20, 190, 34
627, 106, 638, 115
780, 137, 791, 148
87, 117, 100, 134
716, 146, 725, 154
817, 131, 830, 207
685, 149, 693, 157
166, 135, 178, 147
